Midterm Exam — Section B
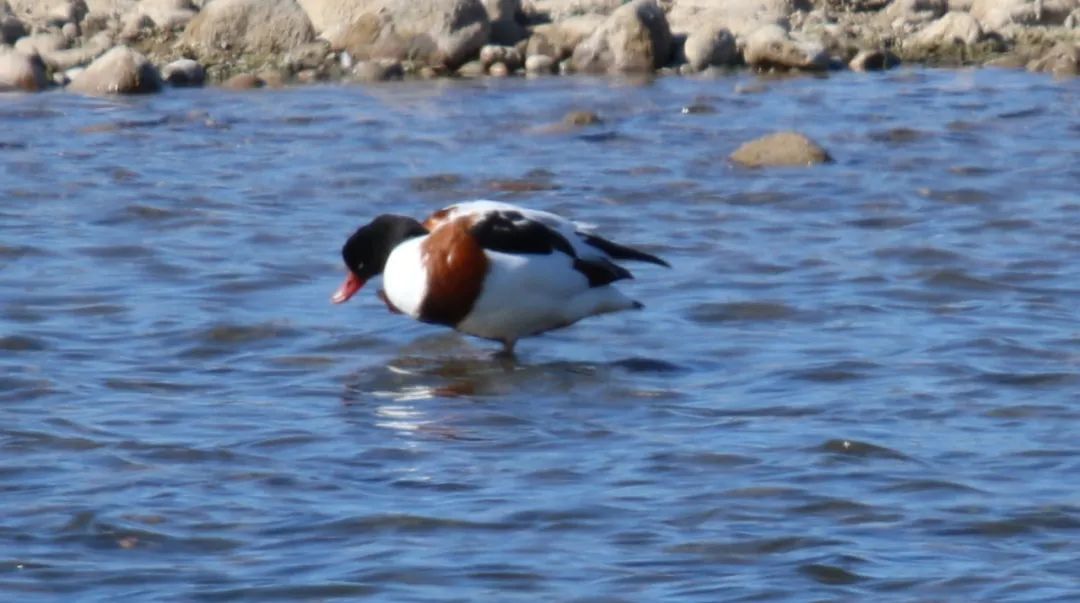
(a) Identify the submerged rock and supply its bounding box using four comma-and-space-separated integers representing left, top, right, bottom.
0, 48, 48, 91
730, 131, 832, 167
571, 0, 673, 72
563, 110, 602, 126
221, 72, 265, 89
68, 45, 163, 94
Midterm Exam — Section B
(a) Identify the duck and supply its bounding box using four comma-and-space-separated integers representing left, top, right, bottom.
331, 200, 669, 354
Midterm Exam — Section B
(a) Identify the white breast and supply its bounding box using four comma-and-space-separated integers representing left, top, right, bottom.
382, 237, 429, 319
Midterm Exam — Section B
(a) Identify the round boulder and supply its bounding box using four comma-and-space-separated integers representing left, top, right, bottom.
682, 25, 736, 71
183, 0, 314, 57
742, 24, 829, 71
68, 45, 163, 94
730, 131, 832, 167
571, 0, 672, 72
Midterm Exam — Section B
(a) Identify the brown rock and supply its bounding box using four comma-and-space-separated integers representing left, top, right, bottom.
68, 45, 162, 94
456, 59, 486, 76
0, 48, 48, 91
730, 131, 832, 167
563, 110, 602, 126
221, 72, 265, 89
479, 44, 522, 69
183, 0, 314, 57
571, 0, 672, 73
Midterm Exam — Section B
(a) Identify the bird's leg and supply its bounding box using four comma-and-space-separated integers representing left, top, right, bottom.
493, 338, 517, 360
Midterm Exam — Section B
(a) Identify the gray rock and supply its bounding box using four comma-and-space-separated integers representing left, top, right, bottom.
456, 59, 486, 76
0, 47, 48, 91
667, 0, 805, 40
68, 45, 162, 94
161, 57, 204, 86
849, 48, 901, 70
742, 24, 829, 71
6, 0, 88, 27
38, 30, 113, 71
138, 0, 197, 30
571, 0, 672, 72
971, 0, 1078, 30
524, 53, 555, 73
352, 57, 404, 81
1026, 41, 1079, 75
914, 11, 983, 45
316, 0, 489, 70
14, 33, 68, 56
730, 131, 831, 167
682, 25, 736, 71
527, 15, 606, 60
883, 0, 948, 23
183, 0, 314, 57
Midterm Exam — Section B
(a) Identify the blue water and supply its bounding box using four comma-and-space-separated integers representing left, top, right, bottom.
1, 69, 1079, 601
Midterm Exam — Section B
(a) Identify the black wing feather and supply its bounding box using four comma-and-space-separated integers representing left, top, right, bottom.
470, 211, 576, 256
580, 232, 670, 267
470, 211, 634, 288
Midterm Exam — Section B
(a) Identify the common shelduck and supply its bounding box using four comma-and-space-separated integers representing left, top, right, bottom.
331, 201, 669, 354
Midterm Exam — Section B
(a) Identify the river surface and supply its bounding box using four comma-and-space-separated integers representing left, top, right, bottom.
2, 69, 1079, 601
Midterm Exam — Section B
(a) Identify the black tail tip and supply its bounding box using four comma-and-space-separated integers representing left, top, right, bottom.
632, 300, 645, 310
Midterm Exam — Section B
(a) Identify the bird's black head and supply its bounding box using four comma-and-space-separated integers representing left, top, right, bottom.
332, 214, 427, 304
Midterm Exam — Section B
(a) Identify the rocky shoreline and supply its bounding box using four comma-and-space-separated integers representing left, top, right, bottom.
1, 0, 1077, 93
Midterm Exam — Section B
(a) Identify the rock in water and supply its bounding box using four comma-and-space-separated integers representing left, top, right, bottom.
682, 25, 736, 71
0, 48, 48, 91
730, 131, 832, 167
849, 48, 901, 71
743, 24, 829, 71
183, 0, 314, 57
68, 46, 163, 94
571, 0, 673, 73
161, 58, 206, 87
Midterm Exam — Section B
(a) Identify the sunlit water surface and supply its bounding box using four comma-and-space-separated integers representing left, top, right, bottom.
2, 69, 1079, 601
